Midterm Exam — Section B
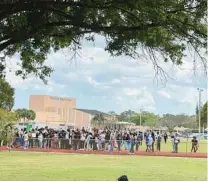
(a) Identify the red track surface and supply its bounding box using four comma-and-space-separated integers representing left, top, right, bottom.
0, 146, 207, 158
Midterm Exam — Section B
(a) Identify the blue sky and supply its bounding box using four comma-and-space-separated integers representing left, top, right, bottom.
5, 35, 207, 115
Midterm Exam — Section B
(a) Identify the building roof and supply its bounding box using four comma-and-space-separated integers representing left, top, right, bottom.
115, 122, 136, 125
76, 109, 108, 115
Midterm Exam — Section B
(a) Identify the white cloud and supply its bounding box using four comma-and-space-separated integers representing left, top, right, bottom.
86, 76, 110, 89
4, 36, 207, 115
111, 78, 121, 84
114, 87, 156, 113
123, 88, 142, 96
157, 90, 171, 99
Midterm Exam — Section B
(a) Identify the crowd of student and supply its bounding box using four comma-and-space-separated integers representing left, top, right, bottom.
12, 126, 199, 153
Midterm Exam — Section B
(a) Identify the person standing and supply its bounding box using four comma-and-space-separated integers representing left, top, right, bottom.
109, 132, 114, 152
156, 132, 162, 152
172, 134, 180, 153
116, 132, 122, 151
86, 132, 92, 151
28, 131, 33, 148
129, 133, 136, 154
148, 133, 153, 152
80, 131, 85, 150
135, 134, 141, 151
126, 133, 131, 152
151, 131, 155, 152
191, 136, 199, 153
100, 132, 105, 151
38, 131, 43, 148
145, 133, 149, 152
164, 132, 168, 144
23, 132, 29, 149
171, 135, 175, 152
174, 134, 180, 153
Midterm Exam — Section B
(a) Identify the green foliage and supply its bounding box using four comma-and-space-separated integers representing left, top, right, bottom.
157, 114, 197, 131
0, 108, 17, 146
115, 109, 198, 130
130, 112, 158, 127
91, 114, 105, 126
16, 108, 36, 122
0, 0, 207, 83
27, 110, 36, 121
0, 78, 14, 111
117, 110, 137, 122
108, 111, 117, 116
201, 102, 207, 127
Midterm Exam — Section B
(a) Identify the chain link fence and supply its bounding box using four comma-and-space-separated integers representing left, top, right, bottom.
5, 137, 206, 155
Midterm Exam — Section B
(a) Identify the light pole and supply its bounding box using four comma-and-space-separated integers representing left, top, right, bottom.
197, 88, 203, 135
139, 108, 142, 127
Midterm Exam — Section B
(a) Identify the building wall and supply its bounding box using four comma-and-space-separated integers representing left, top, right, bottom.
30, 95, 76, 123
74, 109, 91, 129
29, 95, 92, 129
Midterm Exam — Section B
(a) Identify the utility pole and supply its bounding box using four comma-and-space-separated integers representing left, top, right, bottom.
197, 88, 203, 135
139, 108, 142, 127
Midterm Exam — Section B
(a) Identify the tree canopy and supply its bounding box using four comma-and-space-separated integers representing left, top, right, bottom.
91, 113, 105, 127
111, 109, 199, 131
0, 78, 14, 111
16, 108, 36, 122
200, 102, 207, 127
0, 0, 207, 83
0, 108, 17, 146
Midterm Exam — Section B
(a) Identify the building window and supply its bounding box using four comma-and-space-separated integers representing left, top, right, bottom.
46, 107, 57, 112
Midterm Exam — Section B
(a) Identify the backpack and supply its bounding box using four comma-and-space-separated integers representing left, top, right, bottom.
157, 135, 161, 142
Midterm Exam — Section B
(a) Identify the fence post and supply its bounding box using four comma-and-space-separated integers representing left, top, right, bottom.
186, 137, 188, 157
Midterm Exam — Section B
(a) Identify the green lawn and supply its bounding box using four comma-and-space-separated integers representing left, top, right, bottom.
0, 152, 207, 181
138, 140, 207, 153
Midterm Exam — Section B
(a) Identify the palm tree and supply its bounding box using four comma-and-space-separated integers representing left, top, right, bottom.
27, 110, 36, 121
15, 109, 36, 123
91, 114, 105, 128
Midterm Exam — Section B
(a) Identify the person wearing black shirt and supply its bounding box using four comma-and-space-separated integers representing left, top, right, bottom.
59, 130, 66, 149
129, 133, 136, 154
116, 132, 122, 151
42, 128, 49, 148
191, 136, 199, 152
151, 131, 155, 152
164, 132, 168, 144
73, 129, 81, 150
136, 134, 141, 151
92, 133, 98, 151
105, 131, 110, 151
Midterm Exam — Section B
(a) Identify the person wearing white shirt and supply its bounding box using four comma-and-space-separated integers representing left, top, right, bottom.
80, 132, 85, 150
24, 132, 29, 149
85, 133, 92, 151
65, 130, 69, 149
100, 133, 105, 150
38, 132, 43, 148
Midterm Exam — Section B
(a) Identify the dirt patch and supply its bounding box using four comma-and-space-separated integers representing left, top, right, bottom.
1, 146, 206, 158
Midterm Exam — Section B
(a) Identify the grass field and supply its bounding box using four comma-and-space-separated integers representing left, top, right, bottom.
0, 152, 207, 181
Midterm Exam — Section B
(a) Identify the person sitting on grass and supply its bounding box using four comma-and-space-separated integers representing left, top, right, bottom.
191, 136, 199, 153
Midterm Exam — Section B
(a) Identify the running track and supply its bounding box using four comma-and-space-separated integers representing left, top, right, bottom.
0, 147, 207, 158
